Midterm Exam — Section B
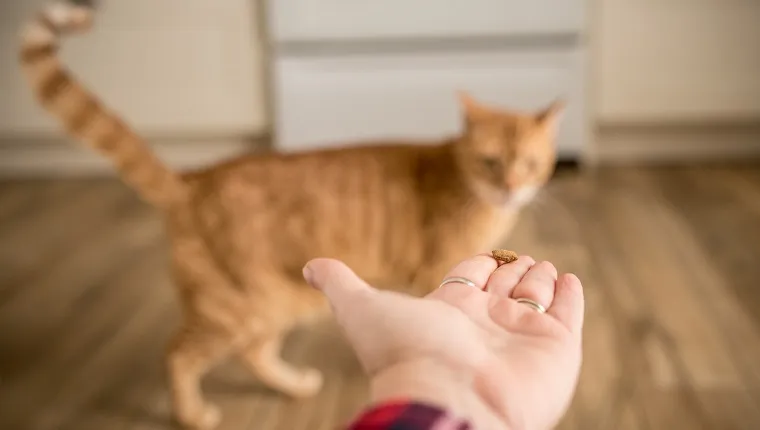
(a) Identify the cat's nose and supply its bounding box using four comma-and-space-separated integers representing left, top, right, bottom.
503, 175, 521, 191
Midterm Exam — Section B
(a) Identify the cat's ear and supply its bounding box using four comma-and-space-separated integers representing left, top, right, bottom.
536, 99, 566, 133
458, 91, 489, 123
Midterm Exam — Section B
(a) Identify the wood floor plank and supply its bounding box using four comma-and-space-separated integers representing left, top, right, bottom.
637, 388, 712, 430
623, 169, 760, 390
330, 374, 370, 430
94, 294, 179, 430
590, 170, 747, 391
211, 376, 268, 430
661, 167, 760, 324
0, 180, 43, 221
0, 179, 85, 223
0, 179, 94, 230
0, 204, 161, 333
26, 262, 174, 430
0, 180, 138, 294
694, 389, 760, 430
617, 403, 648, 430
0, 242, 170, 430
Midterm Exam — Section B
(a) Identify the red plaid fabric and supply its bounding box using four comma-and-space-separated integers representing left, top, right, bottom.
347, 400, 473, 430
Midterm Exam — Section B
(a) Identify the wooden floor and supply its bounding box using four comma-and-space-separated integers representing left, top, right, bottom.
1, 165, 760, 430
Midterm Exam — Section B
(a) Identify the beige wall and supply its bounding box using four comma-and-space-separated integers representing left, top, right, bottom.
0, 0, 268, 139
595, 1, 760, 124
588, 1, 760, 163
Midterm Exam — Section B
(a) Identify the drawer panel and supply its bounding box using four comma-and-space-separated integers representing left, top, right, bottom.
268, 0, 585, 43
272, 49, 586, 157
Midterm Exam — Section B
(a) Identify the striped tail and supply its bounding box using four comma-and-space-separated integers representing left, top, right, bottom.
19, 1, 187, 209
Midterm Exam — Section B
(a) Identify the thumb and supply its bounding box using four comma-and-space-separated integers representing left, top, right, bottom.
303, 258, 375, 320
303, 258, 396, 374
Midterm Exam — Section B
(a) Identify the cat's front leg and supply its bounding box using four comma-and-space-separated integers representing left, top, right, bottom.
238, 334, 324, 397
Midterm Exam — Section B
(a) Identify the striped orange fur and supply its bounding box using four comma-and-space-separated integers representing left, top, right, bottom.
19, 3, 564, 429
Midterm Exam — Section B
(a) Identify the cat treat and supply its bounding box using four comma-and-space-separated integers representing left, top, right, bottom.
492, 249, 519, 265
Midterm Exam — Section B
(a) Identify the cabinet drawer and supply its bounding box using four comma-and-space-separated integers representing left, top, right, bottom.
268, 0, 585, 43
272, 49, 586, 157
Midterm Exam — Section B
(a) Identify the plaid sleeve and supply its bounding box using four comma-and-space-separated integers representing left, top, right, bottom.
346, 400, 473, 430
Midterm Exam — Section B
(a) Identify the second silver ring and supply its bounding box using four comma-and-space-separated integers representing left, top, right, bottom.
514, 297, 547, 314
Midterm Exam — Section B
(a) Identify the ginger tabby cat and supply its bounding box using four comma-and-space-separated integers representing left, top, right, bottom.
19, 2, 564, 429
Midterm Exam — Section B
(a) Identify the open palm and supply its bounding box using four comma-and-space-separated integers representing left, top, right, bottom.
304, 253, 585, 430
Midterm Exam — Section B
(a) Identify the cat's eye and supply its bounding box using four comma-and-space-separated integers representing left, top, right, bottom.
480, 156, 502, 173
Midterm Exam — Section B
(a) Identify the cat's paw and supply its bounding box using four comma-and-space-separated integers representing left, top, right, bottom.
198, 404, 222, 430
176, 403, 221, 430
286, 368, 324, 398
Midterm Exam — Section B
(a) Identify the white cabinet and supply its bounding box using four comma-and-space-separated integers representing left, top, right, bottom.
597, 1, 760, 123
274, 49, 586, 156
0, 0, 266, 138
267, 0, 588, 159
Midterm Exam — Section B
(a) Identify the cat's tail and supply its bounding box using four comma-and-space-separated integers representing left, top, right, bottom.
18, 1, 188, 209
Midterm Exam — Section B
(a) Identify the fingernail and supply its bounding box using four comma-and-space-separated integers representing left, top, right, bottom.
302, 264, 314, 286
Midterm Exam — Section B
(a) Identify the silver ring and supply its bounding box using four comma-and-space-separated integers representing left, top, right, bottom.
438, 276, 478, 289
515, 298, 547, 314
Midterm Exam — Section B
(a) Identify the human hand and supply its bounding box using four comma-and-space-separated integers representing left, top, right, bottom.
302, 253, 584, 430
